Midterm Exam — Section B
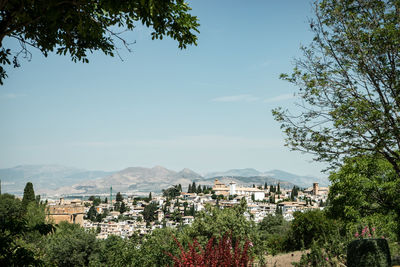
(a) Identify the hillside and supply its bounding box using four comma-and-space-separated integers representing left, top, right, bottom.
0, 165, 113, 194
0, 165, 328, 196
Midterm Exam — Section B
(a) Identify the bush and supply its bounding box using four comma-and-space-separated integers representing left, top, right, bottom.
168, 234, 252, 266
286, 210, 336, 251
347, 239, 391, 267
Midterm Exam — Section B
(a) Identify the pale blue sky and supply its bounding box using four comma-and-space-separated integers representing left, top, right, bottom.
0, 0, 327, 176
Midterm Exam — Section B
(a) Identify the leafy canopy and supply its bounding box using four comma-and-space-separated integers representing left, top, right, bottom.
0, 0, 200, 84
273, 0, 400, 177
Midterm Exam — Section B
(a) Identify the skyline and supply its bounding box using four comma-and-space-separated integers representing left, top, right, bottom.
0, 1, 327, 177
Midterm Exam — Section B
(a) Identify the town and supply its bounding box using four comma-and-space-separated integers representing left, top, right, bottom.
46, 179, 329, 239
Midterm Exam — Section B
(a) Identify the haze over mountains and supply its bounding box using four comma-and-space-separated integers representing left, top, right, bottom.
0, 165, 329, 196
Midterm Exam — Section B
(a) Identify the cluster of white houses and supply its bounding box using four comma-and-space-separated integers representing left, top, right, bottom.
46, 179, 329, 239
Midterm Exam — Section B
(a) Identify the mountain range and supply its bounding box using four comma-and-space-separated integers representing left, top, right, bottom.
0, 165, 329, 196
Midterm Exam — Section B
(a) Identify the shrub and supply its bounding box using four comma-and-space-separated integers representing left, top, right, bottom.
167, 234, 253, 267
347, 238, 391, 267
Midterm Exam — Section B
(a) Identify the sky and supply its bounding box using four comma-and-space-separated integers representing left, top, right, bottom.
0, 0, 328, 177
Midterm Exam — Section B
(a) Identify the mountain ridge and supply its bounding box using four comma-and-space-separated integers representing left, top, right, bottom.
0, 164, 328, 195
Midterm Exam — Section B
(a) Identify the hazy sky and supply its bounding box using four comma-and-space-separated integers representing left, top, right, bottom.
0, 0, 328, 176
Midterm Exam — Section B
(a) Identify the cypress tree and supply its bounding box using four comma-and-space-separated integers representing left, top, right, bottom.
188, 184, 192, 193
116, 192, 123, 202
22, 182, 35, 211
264, 182, 267, 189
192, 181, 196, 193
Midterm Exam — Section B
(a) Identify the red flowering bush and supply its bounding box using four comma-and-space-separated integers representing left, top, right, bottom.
167, 234, 253, 267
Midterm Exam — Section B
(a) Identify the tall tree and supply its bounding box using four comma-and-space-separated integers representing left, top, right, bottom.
191, 182, 196, 193
116, 192, 123, 202
0, 0, 199, 84
119, 202, 127, 214
142, 202, 158, 223
188, 184, 192, 193
273, 0, 400, 177
22, 182, 35, 211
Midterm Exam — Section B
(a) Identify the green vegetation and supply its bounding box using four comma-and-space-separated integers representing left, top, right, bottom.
2, 0, 400, 266
44, 222, 100, 266
347, 239, 391, 267
0, 184, 54, 266
0, 0, 200, 84
272, 0, 400, 264
142, 202, 158, 223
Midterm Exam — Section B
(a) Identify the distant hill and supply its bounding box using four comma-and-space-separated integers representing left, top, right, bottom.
52, 166, 204, 195
0, 165, 328, 196
263, 169, 329, 188
205, 168, 262, 178
205, 168, 329, 188
203, 176, 295, 189
0, 165, 113, 195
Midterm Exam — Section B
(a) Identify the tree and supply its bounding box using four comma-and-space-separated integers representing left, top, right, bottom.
0, 193, 54, 266
286, 210, 336, 251
188, 184, 192, 193
264, 182, 268, 189
92, 197, 101, 207
273, 0, 400, 177
86, 206, 98, 222
116, 192, 123, 202
119, 202, 127, 214
191, 181, 196, 193
142, 202, 158, 223
277, 183, 281, 194
259, 214, 289, 236
270, 185, 275, 193
22, 182, 35, 212
290, 186, 299, 201
327, 155, 400, 225
0, 0, 200, 84
45, 222, 100, 266
162, 185, 181, 198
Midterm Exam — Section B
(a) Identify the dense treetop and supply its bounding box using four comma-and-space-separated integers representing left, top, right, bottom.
0, 0, 199, 84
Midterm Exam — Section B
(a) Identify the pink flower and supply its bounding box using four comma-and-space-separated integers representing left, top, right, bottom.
354, 232, 359, 238
325, 257, 329, 261
381, 236, 385, 239
372, 227, 376, 232
368, 234, 371, 237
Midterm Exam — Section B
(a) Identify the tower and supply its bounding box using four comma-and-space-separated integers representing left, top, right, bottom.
313, 183, 319, 196
229, 181, 236, 195
110, 186, 113, 205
